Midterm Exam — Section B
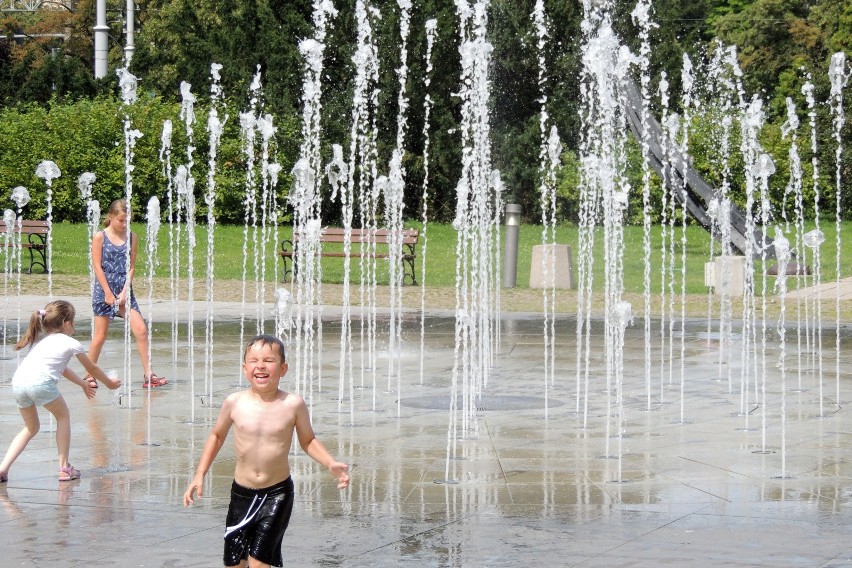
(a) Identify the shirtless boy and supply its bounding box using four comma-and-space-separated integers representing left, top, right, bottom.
183, 334, 349, 568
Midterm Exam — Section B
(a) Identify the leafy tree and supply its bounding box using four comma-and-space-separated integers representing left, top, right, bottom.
1, 0, 849, 225
132, 0, 311, 120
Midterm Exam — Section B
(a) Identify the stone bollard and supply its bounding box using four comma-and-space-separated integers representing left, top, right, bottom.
529, 244, 575, 290
705, 255, 746, 297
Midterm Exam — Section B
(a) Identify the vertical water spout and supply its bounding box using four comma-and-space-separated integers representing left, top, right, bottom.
205, 63, 227, 404
78, 172, 98, 295
772, 227, 791, 479
828, 52, 847, 406
180, 80, 198, 420
631, 0, 655, 408
446, 0, 498, 483
9, 186, 30, 350
144, 196, 161, 444
35, 160, 60, 297
802, 79, 825, 416
239, 67, 263, 386
418, 18, 438, 387
533, 0, 560, 418
2, 206, 19, 356
117, 66, 141, 403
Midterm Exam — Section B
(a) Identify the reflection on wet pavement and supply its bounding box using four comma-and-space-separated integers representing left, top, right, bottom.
0, 303, 851, 567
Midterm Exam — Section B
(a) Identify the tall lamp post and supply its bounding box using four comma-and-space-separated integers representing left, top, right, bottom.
93, 0, 108, 78
93, 0, 135, 78
124, 0, 134, 63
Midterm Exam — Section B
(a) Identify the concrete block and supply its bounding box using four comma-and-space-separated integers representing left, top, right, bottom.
529, 244, 575, 290
712, 255, 746, 297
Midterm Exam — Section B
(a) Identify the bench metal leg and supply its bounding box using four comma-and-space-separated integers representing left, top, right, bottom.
280, 257, 295, 282
26, 248, 48, 274
402, 256, 417, 286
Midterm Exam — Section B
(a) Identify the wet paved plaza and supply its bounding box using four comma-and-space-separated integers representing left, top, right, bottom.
1, 294, 852, 567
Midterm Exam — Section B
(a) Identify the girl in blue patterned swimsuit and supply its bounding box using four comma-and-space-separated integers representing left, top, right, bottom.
88, 199, 167, 388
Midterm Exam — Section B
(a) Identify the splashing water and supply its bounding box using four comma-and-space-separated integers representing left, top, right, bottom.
117, 67, 137, 104
275, 287, 293, 341
35, 160, 60, 297
717, 197, 734, 389
445, 0, 499, 483
257, 113, 278, 333
9, 186, 30, 348
2, 208, 16, 356
327, 142, 354, 420
533, 0, 559, 418
802, 78, 826, 417
631, 0, 655, 408
575, 4, 634, 481
675, 54, 696, 424
753, 152, 775, 451
239, 67, 264, 387
828, 52, 847, 406
385, 0, 412, 418
145, 196, 161, 445
657, 74, 674, 402
418, 18, 437, 386
780, 96, 807, 392
179, 81, 200, 421
773, 226, 792, 478
78, 172, 99, 310
288, 2, 337, 412
345, 0, 380, 406
384, 152, 406, 415
204, 63, 228, 404
158, 119, 179, 379
116, 67, 141, 404
737, 95, 764, 428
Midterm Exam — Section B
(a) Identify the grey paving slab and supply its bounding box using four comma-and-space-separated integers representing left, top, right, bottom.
0, 292, 851, 567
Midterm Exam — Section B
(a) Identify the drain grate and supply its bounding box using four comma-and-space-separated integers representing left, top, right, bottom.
400, 395, 562, 411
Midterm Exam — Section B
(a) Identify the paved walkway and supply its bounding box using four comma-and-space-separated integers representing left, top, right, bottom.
786, 275, 852, 300
0, 293, 850, 567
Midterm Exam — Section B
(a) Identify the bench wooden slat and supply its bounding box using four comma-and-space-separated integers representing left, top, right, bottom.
0, 220, 50, 234
291, 234, 419, 245
280, 251, 415, 259
279, 227, 419, 285
291, 228, 419, 245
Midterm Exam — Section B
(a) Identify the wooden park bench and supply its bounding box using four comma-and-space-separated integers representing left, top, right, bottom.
280, 227, 420, 285
0, 219, 50, 274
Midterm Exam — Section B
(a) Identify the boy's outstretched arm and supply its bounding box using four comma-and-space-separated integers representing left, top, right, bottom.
183, 398, 235, 506
295, 397, 350, 489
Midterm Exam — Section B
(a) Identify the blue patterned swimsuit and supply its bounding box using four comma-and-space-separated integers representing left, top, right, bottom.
92, 230, 141, 318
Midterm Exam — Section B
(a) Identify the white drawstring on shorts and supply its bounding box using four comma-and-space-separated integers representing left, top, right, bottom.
224, 494, 268, 538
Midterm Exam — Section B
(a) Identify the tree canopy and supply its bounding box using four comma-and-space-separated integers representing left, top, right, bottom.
0, 0, 849, 223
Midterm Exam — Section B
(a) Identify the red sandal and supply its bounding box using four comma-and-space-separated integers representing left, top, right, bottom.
142, 373, 168, 388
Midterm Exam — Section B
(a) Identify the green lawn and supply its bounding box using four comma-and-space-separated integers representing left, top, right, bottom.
45, 220, 851, 294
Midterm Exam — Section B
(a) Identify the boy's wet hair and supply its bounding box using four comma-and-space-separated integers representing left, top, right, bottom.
243, 334, 287, 362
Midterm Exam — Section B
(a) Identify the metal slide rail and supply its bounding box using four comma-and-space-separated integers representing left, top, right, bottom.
621, 79, 774, 259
